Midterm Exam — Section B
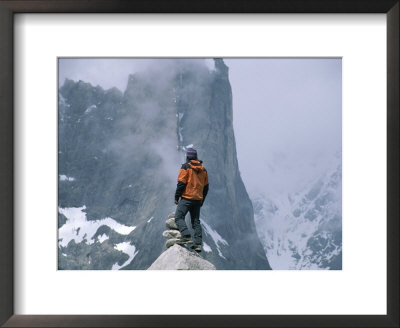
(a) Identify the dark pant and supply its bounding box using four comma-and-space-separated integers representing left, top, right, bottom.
175, 198, 202, 245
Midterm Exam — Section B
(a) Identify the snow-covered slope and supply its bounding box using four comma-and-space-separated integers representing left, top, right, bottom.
58, 206, 138, 270
253, 160, 342, 270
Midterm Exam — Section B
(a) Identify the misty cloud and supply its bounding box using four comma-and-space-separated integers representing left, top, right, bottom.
225, 58, 342, 195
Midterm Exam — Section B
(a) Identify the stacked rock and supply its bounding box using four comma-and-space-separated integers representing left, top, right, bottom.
163, 212, 183, 248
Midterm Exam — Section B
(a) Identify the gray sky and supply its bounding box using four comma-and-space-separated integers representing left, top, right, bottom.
225, 58, 342, 196
59, 58, 342, 197
59, 58, 153, 91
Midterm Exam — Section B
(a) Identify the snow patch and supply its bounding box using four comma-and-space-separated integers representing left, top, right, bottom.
97, 234, 109, 243
59, 94, 70, 107
112, 242, 139, 270
59, 175, 75, 182
85, 105, 97, 114
58, 206, 136, 247
202, 242, 212, 253
201, 219, 228, 259
178, 127, 183, 143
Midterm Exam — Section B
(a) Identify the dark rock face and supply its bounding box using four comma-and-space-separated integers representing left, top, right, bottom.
58, 59, 271, 270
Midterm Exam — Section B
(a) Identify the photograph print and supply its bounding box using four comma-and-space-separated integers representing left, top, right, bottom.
58, 58, 342, 270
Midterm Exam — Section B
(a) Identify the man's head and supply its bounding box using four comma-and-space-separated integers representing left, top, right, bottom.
186, 148, 197, 161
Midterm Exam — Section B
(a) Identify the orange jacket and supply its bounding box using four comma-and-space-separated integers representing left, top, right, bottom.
175, 160, 209, 201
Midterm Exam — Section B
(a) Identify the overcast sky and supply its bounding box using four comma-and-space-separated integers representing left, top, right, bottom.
59, 58, 154, 91
59, 58, 342, 197
225, 58, 342, 196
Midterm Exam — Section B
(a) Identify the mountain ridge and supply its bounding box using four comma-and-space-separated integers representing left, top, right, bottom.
253, 159, 342, 270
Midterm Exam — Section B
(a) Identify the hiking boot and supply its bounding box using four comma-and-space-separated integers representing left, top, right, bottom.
176, 235, 192, 245
192, 244, 202, 252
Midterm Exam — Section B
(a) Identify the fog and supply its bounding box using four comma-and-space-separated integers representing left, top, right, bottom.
59, 58, 342, 198
103, 60, 184, 186
225, 58, 342, 197
58, 58, 154, 91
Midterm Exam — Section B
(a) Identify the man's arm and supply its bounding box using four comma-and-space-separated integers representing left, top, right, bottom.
202, 184, 209, 205
175, 180, 186, 202
175, 165, 189, 203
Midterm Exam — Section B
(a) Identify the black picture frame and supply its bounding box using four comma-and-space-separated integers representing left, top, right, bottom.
0, 1, 398, 327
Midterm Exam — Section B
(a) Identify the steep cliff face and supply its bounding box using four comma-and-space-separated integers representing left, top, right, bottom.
174, 59, 270, 269
58, 59, 271, 270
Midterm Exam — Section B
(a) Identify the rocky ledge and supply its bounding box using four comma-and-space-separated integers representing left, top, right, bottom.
148, 244, 216, 270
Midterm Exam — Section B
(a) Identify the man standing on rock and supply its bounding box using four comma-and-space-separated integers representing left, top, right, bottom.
174, 148, 209, 252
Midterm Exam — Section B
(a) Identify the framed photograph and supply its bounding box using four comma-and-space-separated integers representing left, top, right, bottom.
0, 0, 398, 327
55, 56, 341, 272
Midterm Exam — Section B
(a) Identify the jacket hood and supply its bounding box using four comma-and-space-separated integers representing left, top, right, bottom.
188, 159, 204, 171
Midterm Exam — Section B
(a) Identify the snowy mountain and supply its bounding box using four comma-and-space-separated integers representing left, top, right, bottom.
252, 158, 342, 270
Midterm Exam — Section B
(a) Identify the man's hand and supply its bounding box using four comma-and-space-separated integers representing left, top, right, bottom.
174, 199, 179, 205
